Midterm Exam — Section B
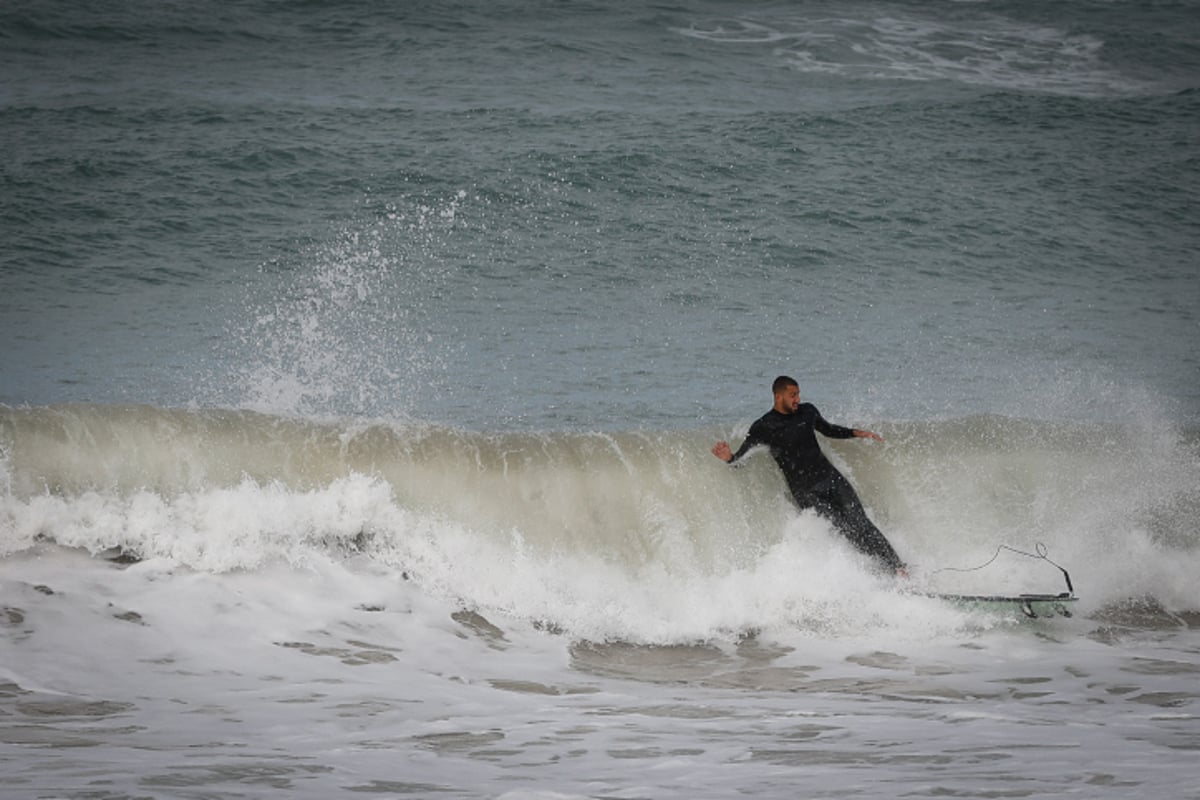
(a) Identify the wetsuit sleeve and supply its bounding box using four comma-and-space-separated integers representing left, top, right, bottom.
812, 407, 856, 439
726, 422, 765, 465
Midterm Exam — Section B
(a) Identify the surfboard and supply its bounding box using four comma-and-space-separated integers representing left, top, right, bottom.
925, 592, 1077, 619
919, 544, 1079, 619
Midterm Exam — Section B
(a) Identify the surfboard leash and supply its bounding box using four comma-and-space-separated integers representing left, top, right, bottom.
930, 542, 1075, 596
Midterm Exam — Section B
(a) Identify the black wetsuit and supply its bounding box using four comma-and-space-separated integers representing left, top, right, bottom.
728, 404, 904, 572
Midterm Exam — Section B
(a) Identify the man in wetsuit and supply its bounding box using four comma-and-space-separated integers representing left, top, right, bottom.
712, 375, 906, 575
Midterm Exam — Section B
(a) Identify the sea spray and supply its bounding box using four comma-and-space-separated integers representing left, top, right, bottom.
227, 191, 470, 419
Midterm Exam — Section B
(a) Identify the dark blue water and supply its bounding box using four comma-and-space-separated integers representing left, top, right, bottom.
3, 0, 1198, 429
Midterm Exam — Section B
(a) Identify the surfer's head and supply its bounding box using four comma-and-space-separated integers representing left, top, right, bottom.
772, 375, 800, 414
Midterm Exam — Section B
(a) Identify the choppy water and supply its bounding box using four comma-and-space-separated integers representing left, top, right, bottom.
2, 0, 1199, 797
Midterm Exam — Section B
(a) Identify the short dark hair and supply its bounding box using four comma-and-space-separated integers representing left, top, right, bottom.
772, 375, 798, 395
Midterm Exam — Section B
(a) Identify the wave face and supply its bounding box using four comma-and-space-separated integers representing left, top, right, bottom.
4, 404, 1197, 642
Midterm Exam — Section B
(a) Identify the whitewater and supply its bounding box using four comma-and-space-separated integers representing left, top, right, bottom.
3, 401, 1199, 797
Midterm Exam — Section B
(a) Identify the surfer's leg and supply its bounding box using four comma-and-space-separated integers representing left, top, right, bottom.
813, 475, 905, 573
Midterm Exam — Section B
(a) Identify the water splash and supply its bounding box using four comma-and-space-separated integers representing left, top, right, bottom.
229, 191, 470, 419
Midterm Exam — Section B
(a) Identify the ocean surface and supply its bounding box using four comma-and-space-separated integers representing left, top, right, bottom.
2, 1, 1200, 797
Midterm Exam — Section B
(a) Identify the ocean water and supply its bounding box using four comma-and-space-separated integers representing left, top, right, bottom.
2, 1, 1200, 798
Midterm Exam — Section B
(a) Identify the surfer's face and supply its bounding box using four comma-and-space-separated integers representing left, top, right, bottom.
775, 385, 801, 414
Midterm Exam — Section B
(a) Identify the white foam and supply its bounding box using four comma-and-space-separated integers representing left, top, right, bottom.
4, 529, 1199, 799
674, 10, 1150, 97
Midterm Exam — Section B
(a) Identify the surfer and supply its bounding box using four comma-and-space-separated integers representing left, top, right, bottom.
712, 375, 907, 576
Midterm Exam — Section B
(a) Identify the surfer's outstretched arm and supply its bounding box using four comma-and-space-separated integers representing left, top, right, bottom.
713, 433, 760, 465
